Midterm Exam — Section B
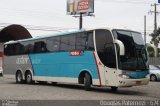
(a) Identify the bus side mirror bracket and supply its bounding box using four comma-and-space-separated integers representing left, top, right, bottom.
115, 40, 125, 56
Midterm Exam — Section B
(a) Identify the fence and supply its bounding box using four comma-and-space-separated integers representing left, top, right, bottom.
149, 57, 160, 65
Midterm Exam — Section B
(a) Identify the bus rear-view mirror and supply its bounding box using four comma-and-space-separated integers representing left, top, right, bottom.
115, 39, 125, 56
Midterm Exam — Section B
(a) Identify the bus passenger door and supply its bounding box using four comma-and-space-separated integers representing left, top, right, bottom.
95, 29, 118, 86
103, 43, 118, 86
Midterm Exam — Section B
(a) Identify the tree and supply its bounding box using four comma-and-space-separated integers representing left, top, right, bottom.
147, 46, 155, 57
150, 27, 160, 47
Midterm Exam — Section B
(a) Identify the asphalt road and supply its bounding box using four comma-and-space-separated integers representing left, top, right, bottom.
0, 76, 160, 106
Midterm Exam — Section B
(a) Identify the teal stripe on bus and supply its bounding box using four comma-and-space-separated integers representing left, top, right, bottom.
29, 51, 99, 79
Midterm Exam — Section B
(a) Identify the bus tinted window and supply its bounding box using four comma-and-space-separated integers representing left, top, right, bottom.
47, 37, 60, 52
4, 44, 15, 56
4, 31, 95, 56
76, 32, 87, 50
25, 43, 34, 53
15, 43, 25, 55
34, 41, 48, 53
4, 43, 25, 55
86, 32, 94, 50
60, 35, 76, 51
95, 29, 116, 68
116, 31, 135, 58
68, 35, 76, 50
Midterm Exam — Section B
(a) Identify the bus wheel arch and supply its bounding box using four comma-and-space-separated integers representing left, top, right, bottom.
15, 70, 24, 84
78, 71, 92, 84
25, 70, 33, 84
79, 71, 92, 91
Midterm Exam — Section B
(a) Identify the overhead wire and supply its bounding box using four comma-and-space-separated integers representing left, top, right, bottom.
0, 23, 78, 33
98, 0, 158, 5
0, 0, 159, 33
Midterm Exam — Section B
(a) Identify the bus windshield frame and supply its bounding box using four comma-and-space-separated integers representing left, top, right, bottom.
112, 29, 149, 71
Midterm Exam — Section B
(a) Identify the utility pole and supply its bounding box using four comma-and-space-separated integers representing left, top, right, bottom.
144, 15, 146, 44
149, 3, 160, 33
154, 3, 157, 32
79, 13, 83, 29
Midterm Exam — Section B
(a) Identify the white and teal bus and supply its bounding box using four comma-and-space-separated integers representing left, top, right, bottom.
3, 28, 149, 91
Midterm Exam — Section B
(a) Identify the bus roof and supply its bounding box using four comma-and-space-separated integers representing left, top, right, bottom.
4, 27, 141, 45
4, 29, 85, 44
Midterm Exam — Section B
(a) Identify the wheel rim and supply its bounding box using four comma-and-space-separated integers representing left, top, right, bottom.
17, 73, 22, 82
151, 75, 156, 81
84, 77, 86, 84
27, 74, 31, 83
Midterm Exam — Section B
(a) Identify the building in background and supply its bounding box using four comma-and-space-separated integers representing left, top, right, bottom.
0, 24, 32, 71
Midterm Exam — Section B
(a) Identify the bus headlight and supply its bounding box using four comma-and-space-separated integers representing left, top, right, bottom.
119, 74, 130, 79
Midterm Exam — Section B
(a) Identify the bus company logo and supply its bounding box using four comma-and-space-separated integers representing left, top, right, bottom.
16, 56, 41, 64
16, 56, 29, 64
77, 0, 90, 11
70, 51, 84, 56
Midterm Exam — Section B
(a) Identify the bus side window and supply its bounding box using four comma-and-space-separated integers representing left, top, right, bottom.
95, 29, 116, 68
60, 35, 76, 51
11, 44, 16, 55
25, 44, 34, 54
76, 32, 87, 50
47, 37, 60, 52
86, 32, 94, 50
15, 43, 25, 55
34, 41, 48, 53
4, 45, 8, 55
5, 44, 16, 56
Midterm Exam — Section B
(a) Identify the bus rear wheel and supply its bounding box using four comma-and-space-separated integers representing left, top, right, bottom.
25, 71, 33, 84
16, 71, 23, 84
84, 73, 92, 91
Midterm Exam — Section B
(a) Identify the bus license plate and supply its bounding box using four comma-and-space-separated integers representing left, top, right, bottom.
136, 81, 141, 85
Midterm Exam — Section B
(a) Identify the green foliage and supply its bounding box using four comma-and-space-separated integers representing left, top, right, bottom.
150, 27, 160, 47
147, 46, 155, 57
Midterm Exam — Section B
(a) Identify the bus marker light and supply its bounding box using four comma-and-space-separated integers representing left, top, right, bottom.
70, 51, 84, 56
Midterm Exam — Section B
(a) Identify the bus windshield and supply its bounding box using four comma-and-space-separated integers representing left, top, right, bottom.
113, 30, 149, 71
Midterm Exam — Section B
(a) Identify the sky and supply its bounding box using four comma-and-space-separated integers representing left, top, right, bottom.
0, 0, 160, 43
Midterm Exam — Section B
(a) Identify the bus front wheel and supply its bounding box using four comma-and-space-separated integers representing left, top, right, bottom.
16, 71, 23, 84
111, 86, 118, 92
25, 71, 33, 84
84, 73, 92, 91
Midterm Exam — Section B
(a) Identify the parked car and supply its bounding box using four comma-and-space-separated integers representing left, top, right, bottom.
149, 65, 160, 81
0, 67, 3, 77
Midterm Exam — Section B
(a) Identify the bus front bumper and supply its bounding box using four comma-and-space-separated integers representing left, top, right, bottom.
117, 77, 150, 87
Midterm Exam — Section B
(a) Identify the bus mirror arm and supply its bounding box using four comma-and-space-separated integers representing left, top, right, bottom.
114, 40, 125, 56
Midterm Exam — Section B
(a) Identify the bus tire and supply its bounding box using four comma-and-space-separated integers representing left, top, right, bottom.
25, 71, 33, 84
111, 86, 118, 92
38, 81, 47, 84
52, 82, 57, 85
16, 71, 23, 84
0, 73, 3, 77
84, 73, 92, 91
